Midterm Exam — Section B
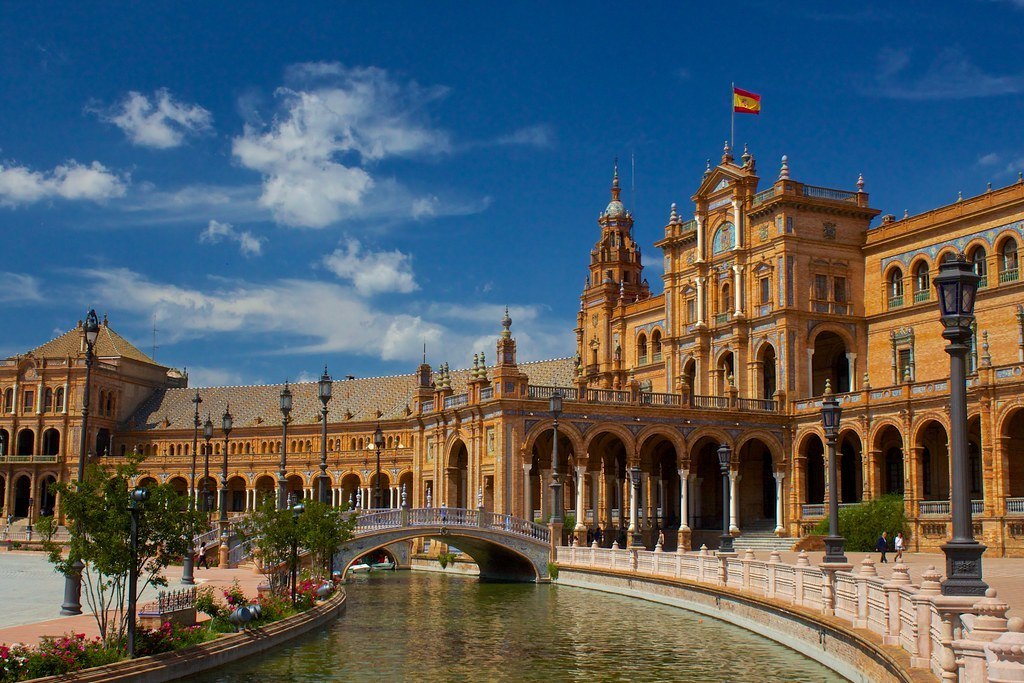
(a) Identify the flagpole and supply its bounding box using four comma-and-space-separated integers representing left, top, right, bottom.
730, 82, 735, 151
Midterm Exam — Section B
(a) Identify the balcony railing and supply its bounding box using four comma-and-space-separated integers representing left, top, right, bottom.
527, 385, 579, 401
913, 290, 930, 304
888, 295, 904, 309
801, 185, 859, 203
736, 397, 779, 412
0, 454, 60, 463
586, 389, 630, 404
479, 386, 493, 400
999, 267, 1019, 284
443, 393, 469, 409
752, 187, 777, 206
1007, 497, 1024, 515
690, 394, 729, 409
918, 500, 984, 516
639, 392, 682, 407
801, 502, 859, 518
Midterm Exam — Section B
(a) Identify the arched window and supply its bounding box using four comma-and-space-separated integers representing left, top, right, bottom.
913, 262, 929, 303
720, 282, 731, 313
1001, 237, 1019, 283
888, 268, 904, 308
637, 334, 648, 363
970, 246, 988, 287
3, 388, 11, 413
54, 387, 64, 412
43, 388, 53, 412
651, 330, 662, 360
712, 222, 735, 255
106, 392, 114, 416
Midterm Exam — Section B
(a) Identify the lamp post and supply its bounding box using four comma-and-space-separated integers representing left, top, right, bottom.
60, 309, 100, 616
717, 445, 734, 554
318, 367, 333, 505
203, 416, 213, 521
373, 424, 384, 509
820, 380, 847, 564
628, 465, 643, 548
549, 391, 563, 523
127, 487, 150, 658
278, 383, 292, 510
933, 254, 987, 596
218, 406, 232, 568
182, 390, 202, 586
290, 502, 305, 605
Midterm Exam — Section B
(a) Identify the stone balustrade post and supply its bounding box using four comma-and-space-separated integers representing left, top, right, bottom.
951, 589, 1010, 681
855, 556, 877, 629
717, 553, 728, 586
795, 551, 809, 606
767, 550, 779, 600
883, 560, 913, 646
911, 566, 943, 668
985, 616, 1024, 682
742, 549, 754, 590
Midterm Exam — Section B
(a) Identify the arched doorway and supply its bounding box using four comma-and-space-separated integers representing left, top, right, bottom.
757, 344, 777, 399
14, 476, 31, 518
371, 472, 392, 509
169, 477, 189, 498
680, 357, 696, 396
95, 428, 111, 457
802, 434, 825, 506
227, 476, 247, 512
0, 429, 7, 456
254, 475, 275, 507
1006, 409, 1024, 498
398, 471, 414, 509
37, 475, 57, 517
197, 475, 217, 513
916, 421, 950, 503
639, 433, 681, 549
286, 475, 305, 505
717, 351, 735, 395
446, 441, 468, 508
691, 438, 726, 548
737, 438, 777, 530
874, 425, 905, 496
42, 429, 60, 456
586, 431, 627, 545
839, 431, 863, 504
341, 473, 360, 510
811, 331, 850, 395
16, 429, 34, 456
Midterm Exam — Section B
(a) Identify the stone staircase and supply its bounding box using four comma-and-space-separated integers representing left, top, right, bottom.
731, 520, 800, 553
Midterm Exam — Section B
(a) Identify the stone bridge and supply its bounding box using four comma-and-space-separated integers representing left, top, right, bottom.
335, 508, 552, 582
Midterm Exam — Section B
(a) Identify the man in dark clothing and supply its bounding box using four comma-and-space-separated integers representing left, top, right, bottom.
876, 531, 889, 563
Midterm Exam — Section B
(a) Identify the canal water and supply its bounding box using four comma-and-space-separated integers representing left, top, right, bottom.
188, 571, 844, 682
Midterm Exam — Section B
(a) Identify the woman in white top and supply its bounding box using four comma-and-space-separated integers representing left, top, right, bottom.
894, 531, 905, 561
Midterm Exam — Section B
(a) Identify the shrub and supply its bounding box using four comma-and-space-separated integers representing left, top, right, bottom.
134, 622, 210, 657
223, 579, 249, 609
3, 633, 119, 681
194, 585, 225, 619
292, 579, 321, 611
547, 562, 559, 580
437, 551, 457, 569
253, 592, 295, 623
813, 495, 907, 552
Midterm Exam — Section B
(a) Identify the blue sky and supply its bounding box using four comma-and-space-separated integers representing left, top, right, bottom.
2, 2, 1023, 387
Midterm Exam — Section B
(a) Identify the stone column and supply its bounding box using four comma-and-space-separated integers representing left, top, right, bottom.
522, 463, 532, 520
732, 198, 742, 249
678, 468, 690, 530
733, 264, 743, 317
695, 214, 704, 261
846, 353, 857, 391
574, 466, 586, 541
696, 276, 706, 327
807, 348, 815, 397
774, 471, 785, 535
62, 381, 69, 414
692, 477, 702, 529
729, 471, 740, 533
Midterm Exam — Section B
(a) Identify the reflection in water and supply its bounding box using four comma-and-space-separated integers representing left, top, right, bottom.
188, 571, 845, 682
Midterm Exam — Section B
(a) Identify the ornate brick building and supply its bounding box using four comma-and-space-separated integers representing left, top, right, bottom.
3, 145, 1023, 556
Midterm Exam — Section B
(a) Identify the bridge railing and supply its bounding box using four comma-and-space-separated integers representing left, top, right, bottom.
483, 512, 549, 542
355, 510, 402, 531
356, 508, 550, 544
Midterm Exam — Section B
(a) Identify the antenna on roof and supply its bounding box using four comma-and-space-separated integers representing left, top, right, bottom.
151, 314, 159, 361
423, 341, 427, 364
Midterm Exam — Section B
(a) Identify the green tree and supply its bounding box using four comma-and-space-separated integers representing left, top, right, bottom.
43, 455, 206, 648
812, 494, 907, 552
296, 500, 356, 580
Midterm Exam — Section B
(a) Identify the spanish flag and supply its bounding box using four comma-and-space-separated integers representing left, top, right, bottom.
733, 86, 761, 115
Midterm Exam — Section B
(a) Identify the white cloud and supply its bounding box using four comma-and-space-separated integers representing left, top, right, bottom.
978, 152, 1001, 166
187, 366, 253, 387
232, 63, 451, 228
99, 89, 212, 149
493, 124, 554, 148
321, 239, 417, 295
0, 272, 43, 303
867, 47, 1024, 99
199, 220, 264, 257
77, 268, 575, 370
0, 160, 127, 206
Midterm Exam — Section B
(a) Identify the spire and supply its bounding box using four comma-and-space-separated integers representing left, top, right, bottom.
741, 144, 751, 167
704, 159, 712, 177
501, 305, 512, 339
669, 202, 678, 224
478, 351, 487, 379
856, 173, 865, 192
611, 157, 621, 201
722, 140, 733, 164
779, 155, 790, 180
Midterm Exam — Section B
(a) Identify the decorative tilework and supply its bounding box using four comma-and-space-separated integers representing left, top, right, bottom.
880, 219, 1024, 272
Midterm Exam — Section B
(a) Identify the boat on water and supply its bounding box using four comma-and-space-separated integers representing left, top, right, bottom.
371, 561, 396, 570
348, 563, 371, 573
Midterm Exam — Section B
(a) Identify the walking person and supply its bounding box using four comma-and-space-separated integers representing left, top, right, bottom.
894, 531, 905, 561
198, 543, 208, 569
876, 531, 889, 563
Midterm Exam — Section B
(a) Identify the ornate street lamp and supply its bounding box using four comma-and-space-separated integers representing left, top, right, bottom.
60, 309, 100, 616
318, 366, 333, 505
549, 391, 563, 528
820, 380, 847, 564
373, 424, 384, 509
203, 415, 213, 520
717, 445, 735, 554
278, 382, 292, 510
218, 406, 232, 567
126, 487, 150, 658
933, 254, 987, 596
182, 390, 202, 586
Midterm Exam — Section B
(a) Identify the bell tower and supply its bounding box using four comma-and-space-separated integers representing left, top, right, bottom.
576, 162, 648, 389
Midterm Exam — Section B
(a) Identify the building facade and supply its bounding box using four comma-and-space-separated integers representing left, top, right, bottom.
2, 146, 1023, 556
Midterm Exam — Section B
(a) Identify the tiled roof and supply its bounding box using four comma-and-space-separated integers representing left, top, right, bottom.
125, 357, 576, 433
22, 323, 161, 367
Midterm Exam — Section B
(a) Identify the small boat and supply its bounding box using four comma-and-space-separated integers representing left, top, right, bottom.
348, 563, 371, 573
371, 561, 396, 571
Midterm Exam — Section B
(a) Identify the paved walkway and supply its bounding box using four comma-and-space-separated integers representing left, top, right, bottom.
0, 552, 265, 646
